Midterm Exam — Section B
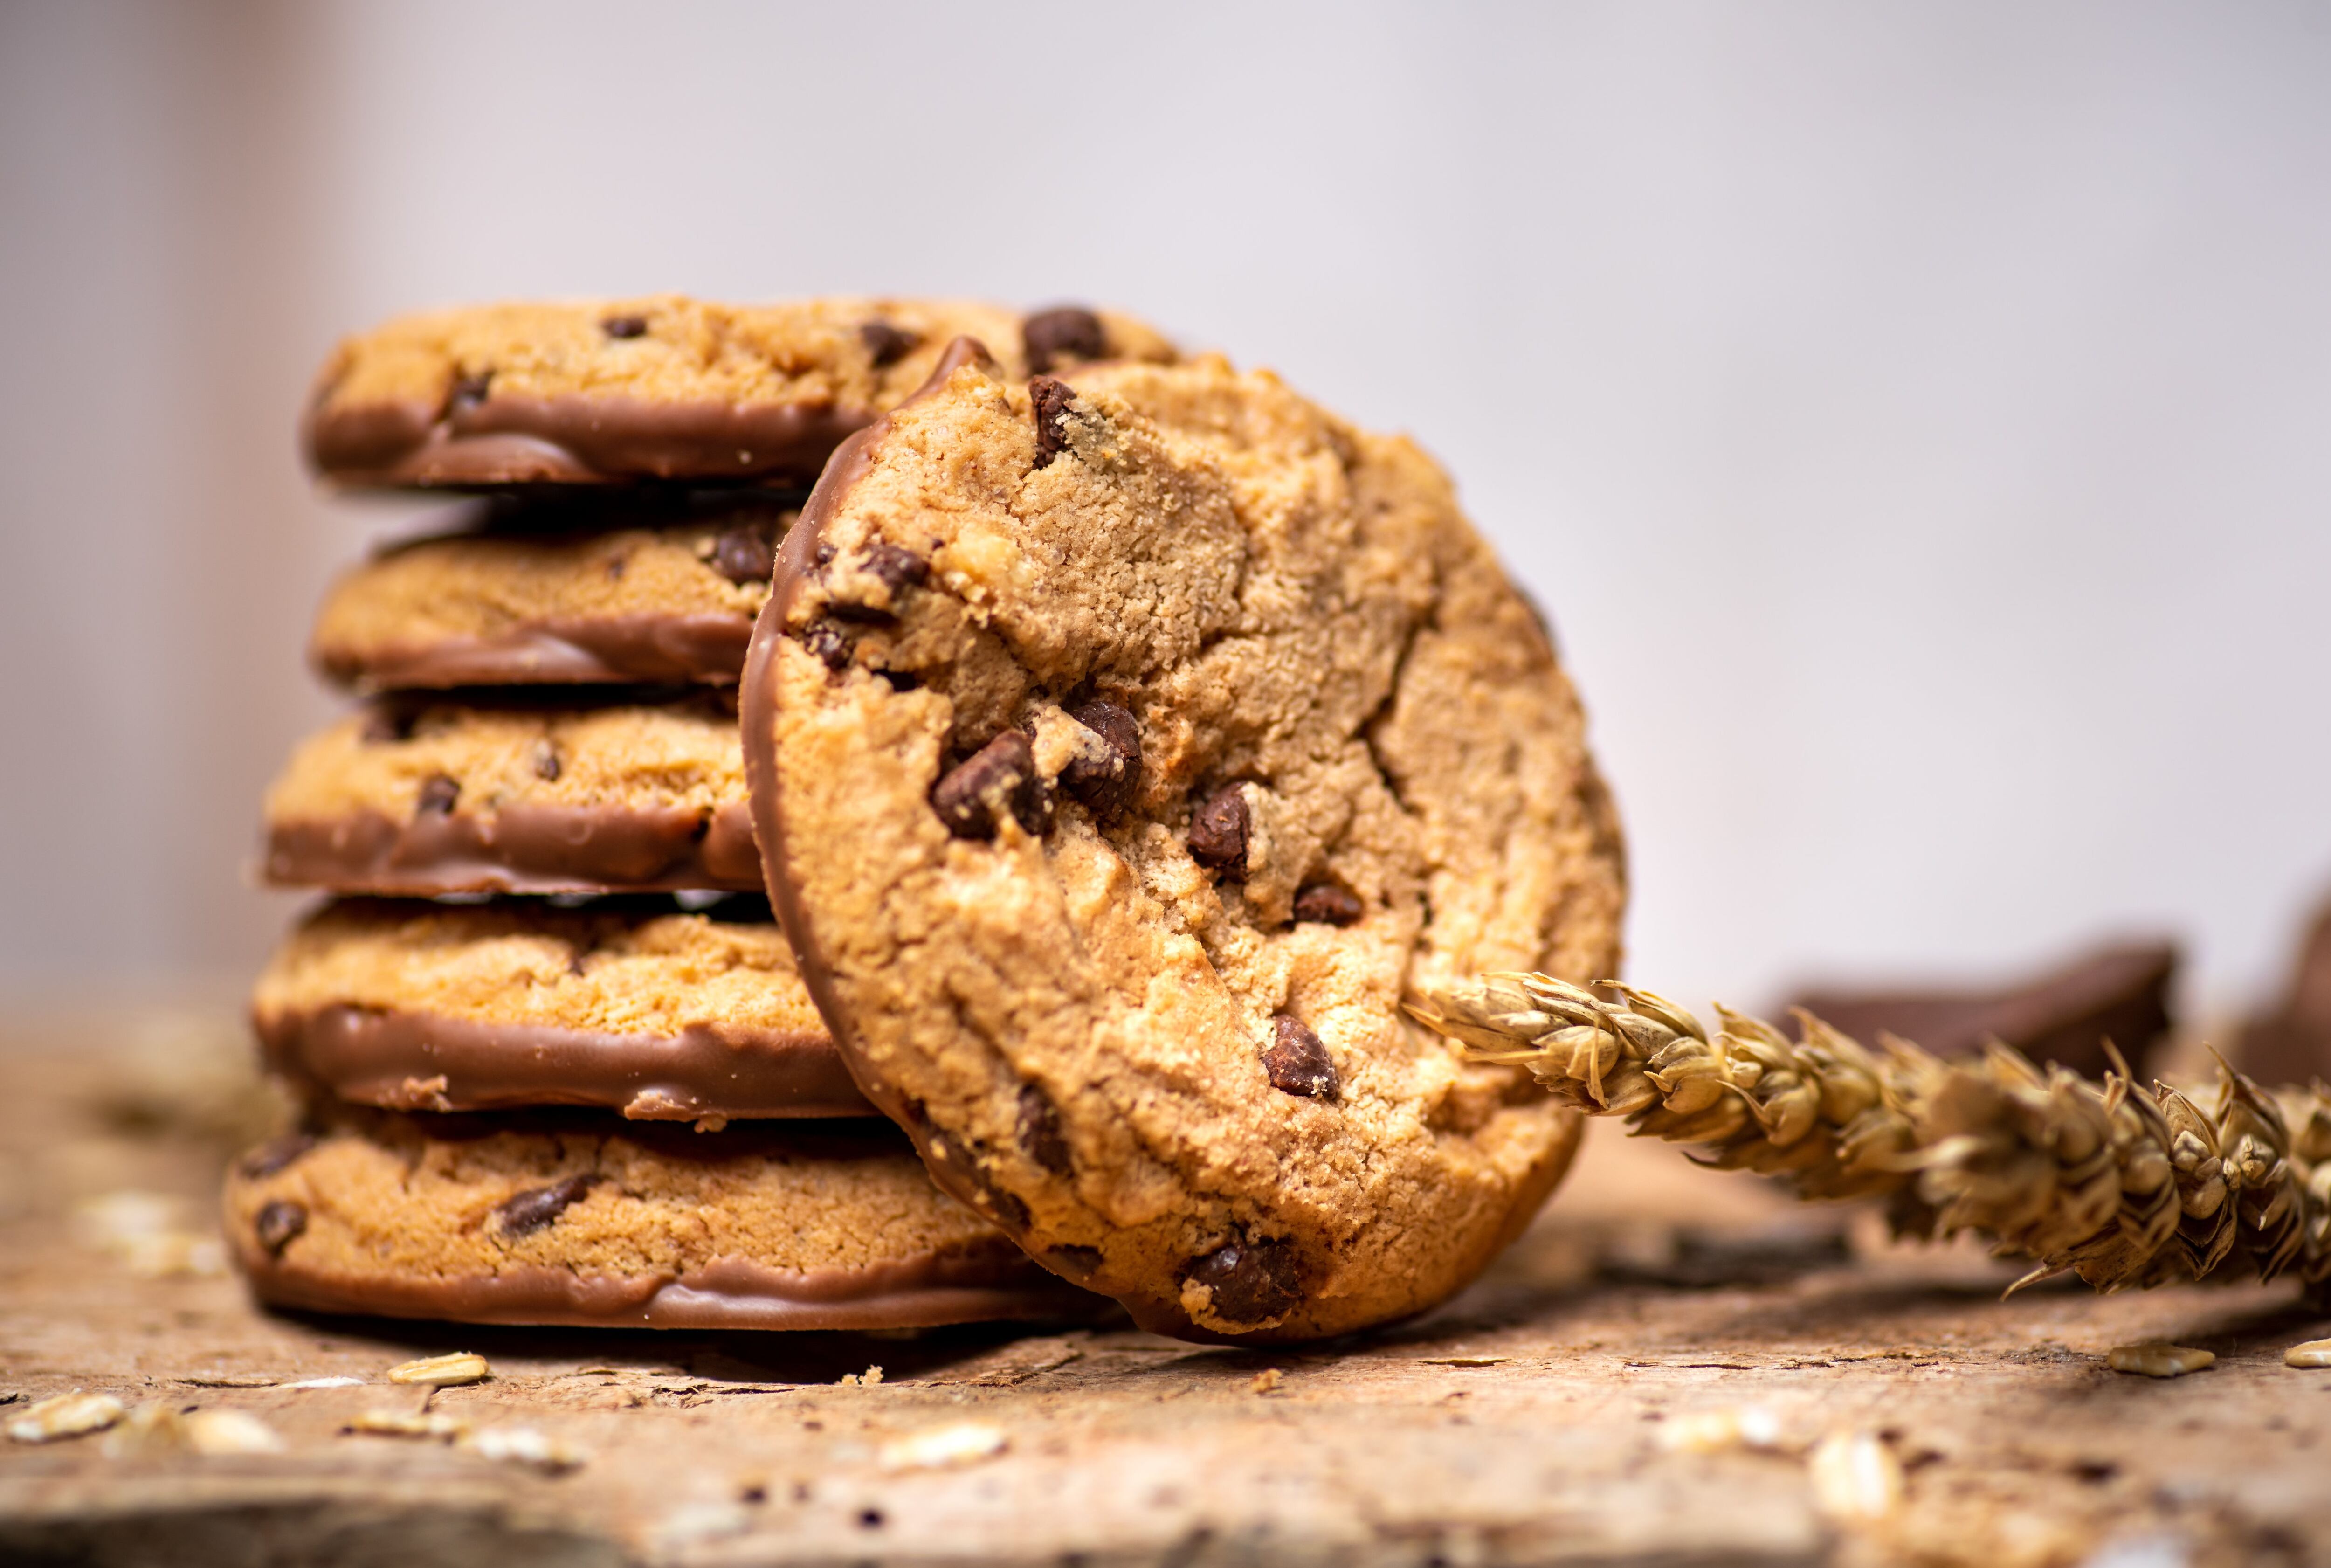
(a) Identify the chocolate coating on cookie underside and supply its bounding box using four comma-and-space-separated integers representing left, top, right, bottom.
744, 351, 1623, 1342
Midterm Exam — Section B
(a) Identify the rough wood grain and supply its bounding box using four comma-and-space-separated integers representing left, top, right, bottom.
2, 1008, 2327, 1567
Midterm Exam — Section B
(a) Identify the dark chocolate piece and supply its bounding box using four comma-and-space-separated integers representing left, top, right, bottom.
859, 321, 918, 366
800, 621, 852, 671
1030, 376, 1074, 469
1022, 307, 1107, 375
931, 732, 1049, 840
1291, 883, 1363, 927
1180, 1236, 1301, 1324
236, 1134, 316, 1180
490, 1174, 598, 1240
1186, 786, 1250, 873
1262, 1015, 1338, 1098
600, 314, 648, 339
712, 522, 777, 586
449, 372, 492, 408
415, 774, 461, 816
1061, 701, 1141, 821
1784, 939, 2179, 1080
253, 1201, 307, 1255
1016, 1083, 1072, 1175
530, 740, 562, 781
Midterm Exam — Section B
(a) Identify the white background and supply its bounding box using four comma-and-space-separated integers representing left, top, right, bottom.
3, 1, 2327, 1015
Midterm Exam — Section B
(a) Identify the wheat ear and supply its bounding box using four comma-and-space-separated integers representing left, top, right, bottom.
1411, 973, 2331, 1296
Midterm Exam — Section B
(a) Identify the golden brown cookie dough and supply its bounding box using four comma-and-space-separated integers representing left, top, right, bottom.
306, 296, 1176, 488
254, 896, 869, 1120
262, 694, 756, 894
311, 495, 796, 690
743, 346, 1623, 1343
223, 1105, 1094, 1329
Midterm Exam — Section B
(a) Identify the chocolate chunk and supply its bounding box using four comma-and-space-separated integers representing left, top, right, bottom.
875, 668, 923, 693
415, 774, 461, 816
1061, 700, 1141, 821
604, 552, 628, 580
859, 320, 919, 366
237, 1134, 315, 1180
1186, 785, 1250, 873
1181, 1236, 1302, 1324
1263, 1015, 1338, 1098
253, 1200, 307, 1256
814, 541, 837, 567
825, 543, 931, 623
530, 739, 562, 781
1047, 1244, 1103, 1280
711, 522, 776, 585
600, 314, 648, 339
1022, 306, 1107, 374
448, 371, 492, 408
931, 732, 1050, 839
489, 1174, 597, 1241
800, 620, 852, 671
1016, 1082, 1073, 1175
1030, 375, 1075, 469
922, 1126, 1031, 1229
1292, 883, 1364, 927
1786, 939, 2178, 1080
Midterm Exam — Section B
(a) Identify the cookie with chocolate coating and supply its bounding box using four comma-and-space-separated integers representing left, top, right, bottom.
262, 692, 758, 894
311, 494, 798, 690
742, 348, 1624, 1342
305, 296, 1174, 488
224, 1104, 1092, 1329
254, 895, 869, 1121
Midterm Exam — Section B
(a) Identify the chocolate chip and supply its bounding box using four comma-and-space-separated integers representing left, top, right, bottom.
922, 1126, 1031, 1229
416, 774, 461, 816
800, 621, 852, 670
711, 522, 775, 585
875, 668, 923, 693
1186, 785, 1250, 873
1022, 306, 1107, 374
931, 731, 1050, 839
859, 320, 919, 366
1181, 1236, 1302, 1324
1016, 1082, 1073, 1175
530, 739, 562, 781
253, 1201, 306, 1256
1030, 375, 1075, 469
237, 1134, 315, 1180
814, 541, 837, 567
604, 552, 628, 580
1061, 701, 1142, 821
825, 543, 931, 622
600, 314, 648, 339
1263, 1015, 1338, 1098
449, 371, 492, 407
1292, 883, 1363, 927
1047, 1244, 1103, 1280
490, 1174, 597, 1240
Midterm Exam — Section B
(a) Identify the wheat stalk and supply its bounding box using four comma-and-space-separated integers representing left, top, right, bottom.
1411, 973, 2331, 1296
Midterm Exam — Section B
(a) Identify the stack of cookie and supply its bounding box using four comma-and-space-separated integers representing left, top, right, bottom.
224, 297, 1173, 1328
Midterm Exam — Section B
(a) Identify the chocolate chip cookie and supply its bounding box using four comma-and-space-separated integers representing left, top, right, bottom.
742, 345, 1624, 1341
254, 895, 869, 1121
306, 296, 1175, 488
262, 692, 757, 893
311, 494, 798, 690
224, 1105, 1092, 1329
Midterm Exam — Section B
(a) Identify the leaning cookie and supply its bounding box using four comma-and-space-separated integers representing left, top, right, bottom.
742, 345, 1624, 1342
253, 895, 869, 1121
262, 692, 757, 894
306, 296, 1175, 488
225, 1107, 1093, 1330
311, 494, 796, 691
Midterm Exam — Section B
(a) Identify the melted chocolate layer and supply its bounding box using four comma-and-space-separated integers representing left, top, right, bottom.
256, 1004, 872, 1120
240, 1243, 1098, 1330
319, 613, 755, 691
307, 393, 876, 489
265, 801, 761, 894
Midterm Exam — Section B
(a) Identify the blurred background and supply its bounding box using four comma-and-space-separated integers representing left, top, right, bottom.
3, 0, 2327, 1021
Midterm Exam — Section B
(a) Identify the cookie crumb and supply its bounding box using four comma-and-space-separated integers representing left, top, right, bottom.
1807, 1431, 1903, 1521
1250, 1368, 1283, 1395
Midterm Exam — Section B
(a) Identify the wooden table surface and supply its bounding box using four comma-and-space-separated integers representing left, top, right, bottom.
2, 1006, 2326, 1568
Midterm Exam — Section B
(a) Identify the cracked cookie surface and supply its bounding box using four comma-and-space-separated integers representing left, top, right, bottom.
254, 895, 867, 1121
224, 1105, 1091, 1329
743, 348, 1624, 1342
306, 295, 1175, 488
311, 494, 799, 690
262, 692, 758, 894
